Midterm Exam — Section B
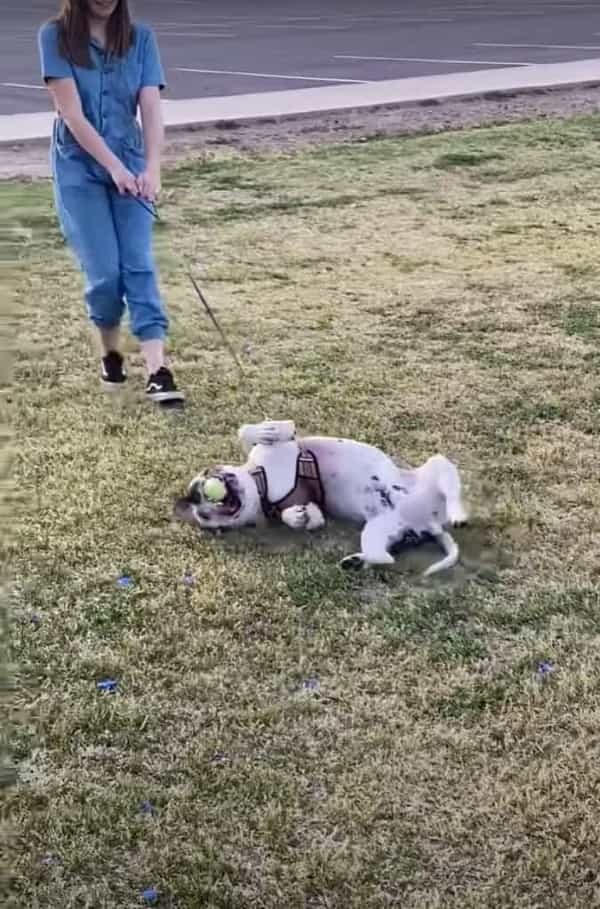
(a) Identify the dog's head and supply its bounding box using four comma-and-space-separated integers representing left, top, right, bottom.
174, 466, 261, 531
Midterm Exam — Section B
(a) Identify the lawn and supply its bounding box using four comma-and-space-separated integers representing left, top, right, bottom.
4, 115, 600, 908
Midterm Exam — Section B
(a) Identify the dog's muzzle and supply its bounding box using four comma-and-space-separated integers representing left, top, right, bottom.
174, 474, 243, 527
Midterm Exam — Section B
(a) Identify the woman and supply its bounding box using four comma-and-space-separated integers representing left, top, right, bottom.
38, 0, 184, 407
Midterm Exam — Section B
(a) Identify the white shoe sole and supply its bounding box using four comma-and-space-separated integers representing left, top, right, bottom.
146, 390, 185, 403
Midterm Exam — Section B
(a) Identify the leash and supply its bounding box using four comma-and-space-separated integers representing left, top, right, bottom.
188, 271, 247, 378
131, 193, 160, 221
128, 188, 269, 418
188, 271, 272, 419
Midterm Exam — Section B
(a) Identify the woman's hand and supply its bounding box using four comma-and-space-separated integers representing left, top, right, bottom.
136, 164, 161, 202
110, 163, 139, 196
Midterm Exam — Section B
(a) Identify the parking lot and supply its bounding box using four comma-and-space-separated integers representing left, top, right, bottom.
1, 0, 599, 115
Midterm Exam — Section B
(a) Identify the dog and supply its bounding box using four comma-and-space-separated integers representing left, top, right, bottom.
174, 420, 468, 576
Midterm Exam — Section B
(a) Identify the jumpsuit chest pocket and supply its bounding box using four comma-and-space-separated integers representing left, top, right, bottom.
113, 56, 143, 104
99, 56, 144, 159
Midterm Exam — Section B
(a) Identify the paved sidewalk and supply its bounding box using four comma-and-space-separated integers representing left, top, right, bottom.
1, 57, 598, 146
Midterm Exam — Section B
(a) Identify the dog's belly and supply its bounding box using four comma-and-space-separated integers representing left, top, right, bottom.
302, 437, 411, 523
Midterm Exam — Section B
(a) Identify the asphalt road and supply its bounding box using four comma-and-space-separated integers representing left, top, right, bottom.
1, 0, 599, 115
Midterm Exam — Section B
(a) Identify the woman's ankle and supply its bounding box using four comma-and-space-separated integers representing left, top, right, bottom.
140, 338, 166, 376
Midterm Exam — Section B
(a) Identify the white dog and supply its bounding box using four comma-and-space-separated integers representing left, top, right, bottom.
175, 420, 468, 576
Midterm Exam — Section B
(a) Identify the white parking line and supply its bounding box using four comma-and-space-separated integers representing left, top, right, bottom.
174, 67, 371, 84
434, 8, 540, 14
257, 19, 455, 28
260, 16, 456, 24
335, 54, 533, 66
459, 9, 566, 15
257, 24, 351, 31
475, 42, 600, 50
333, 16, 456, 22
155, 32, 237, 38
2, 82, 45, 90
153, 22, 240, 27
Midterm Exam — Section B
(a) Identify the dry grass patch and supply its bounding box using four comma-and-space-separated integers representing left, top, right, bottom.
4, 115, 600, 908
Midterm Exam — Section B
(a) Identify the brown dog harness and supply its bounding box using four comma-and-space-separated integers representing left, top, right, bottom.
251, 446, 325, 519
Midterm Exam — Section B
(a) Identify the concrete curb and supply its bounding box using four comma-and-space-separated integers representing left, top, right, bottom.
1, 57, 599, 148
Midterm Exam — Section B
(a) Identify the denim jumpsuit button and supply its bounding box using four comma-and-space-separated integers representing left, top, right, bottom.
38, 22, 168, 342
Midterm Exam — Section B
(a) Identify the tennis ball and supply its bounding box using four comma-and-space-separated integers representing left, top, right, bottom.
203, 477, 227, 502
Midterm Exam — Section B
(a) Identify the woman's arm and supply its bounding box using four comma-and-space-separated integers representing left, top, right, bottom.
46, 78, 139, 195
137, 86, 164, 201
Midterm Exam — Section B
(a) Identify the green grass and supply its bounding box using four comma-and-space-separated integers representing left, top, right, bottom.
4, 115, 600, 908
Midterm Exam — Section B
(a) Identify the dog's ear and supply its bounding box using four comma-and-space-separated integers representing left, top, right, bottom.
173, 497, 197, 525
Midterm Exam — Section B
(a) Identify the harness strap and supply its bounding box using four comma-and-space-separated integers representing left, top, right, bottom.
251, 466, 269, 502
251, 448, 324, 519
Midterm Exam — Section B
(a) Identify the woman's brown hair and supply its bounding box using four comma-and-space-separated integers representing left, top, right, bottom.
54, 0, 134, 67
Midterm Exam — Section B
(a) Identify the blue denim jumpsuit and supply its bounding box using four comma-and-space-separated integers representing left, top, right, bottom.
38, 22, 167, 341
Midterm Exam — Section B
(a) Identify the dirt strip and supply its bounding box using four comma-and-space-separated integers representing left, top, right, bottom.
1, 84, 598, 180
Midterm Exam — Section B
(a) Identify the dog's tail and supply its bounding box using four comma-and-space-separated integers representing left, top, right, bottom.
423, 531, 460, 577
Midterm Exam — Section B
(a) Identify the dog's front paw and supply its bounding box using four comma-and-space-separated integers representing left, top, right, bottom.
240, 420, 296, 448
304, 503, 325, 531
260, 421, 296, 445
282, 504, 310, 530
257, 426, 282, 446
281, 503, 325, 531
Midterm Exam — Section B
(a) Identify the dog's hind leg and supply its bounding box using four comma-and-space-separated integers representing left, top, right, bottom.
420, 455, 468, 526
422, 530, 459, 577
340, 513, 399, 570
440, 462, 468, 526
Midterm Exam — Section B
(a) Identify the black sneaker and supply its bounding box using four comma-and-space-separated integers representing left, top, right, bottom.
101, 351, 127, 389
145, 366, 185, 407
